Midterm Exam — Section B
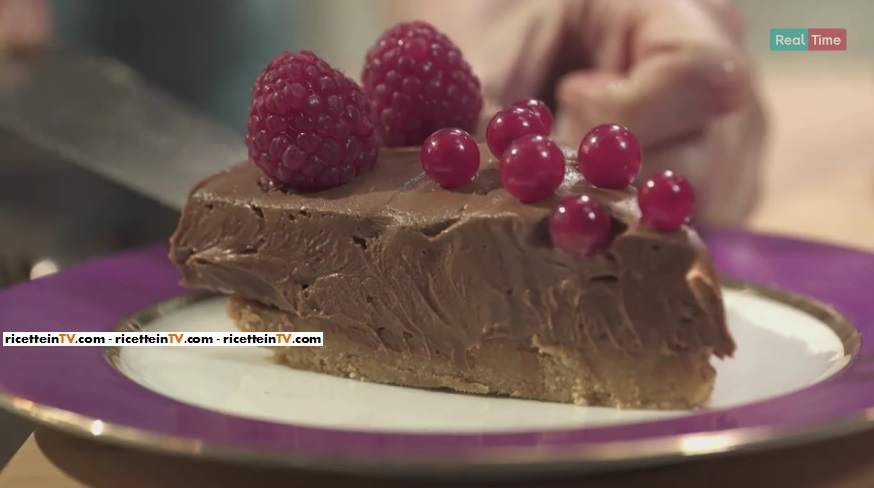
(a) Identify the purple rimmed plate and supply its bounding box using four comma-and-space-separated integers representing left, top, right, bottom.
0, 228, 872, 480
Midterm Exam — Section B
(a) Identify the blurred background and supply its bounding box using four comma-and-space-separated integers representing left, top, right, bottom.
49, 0, 874, 131
0, 0, 873, 468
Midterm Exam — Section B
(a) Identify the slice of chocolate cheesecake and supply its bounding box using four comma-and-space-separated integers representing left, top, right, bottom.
169, 24, 735, 410
170, 143, 734, 409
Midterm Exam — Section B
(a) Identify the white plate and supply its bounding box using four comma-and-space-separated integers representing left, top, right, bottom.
116, 287, 850, 433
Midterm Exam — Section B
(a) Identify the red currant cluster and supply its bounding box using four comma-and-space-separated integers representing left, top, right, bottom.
418, 100, 696, 257
487, 101, 561, 203
419, 99, 558, 199
550, 124, 696, 257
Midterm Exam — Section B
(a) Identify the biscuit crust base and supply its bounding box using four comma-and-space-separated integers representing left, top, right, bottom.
229, 295, 716, 410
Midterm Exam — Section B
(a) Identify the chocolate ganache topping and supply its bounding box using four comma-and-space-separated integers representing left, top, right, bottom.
169, 144, 735, 365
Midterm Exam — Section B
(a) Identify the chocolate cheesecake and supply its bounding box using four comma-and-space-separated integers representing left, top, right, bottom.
169, 143, 734, 409
169, 23, 735, 410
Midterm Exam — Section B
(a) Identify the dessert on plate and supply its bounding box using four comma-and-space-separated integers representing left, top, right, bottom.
169, 21, 735, 410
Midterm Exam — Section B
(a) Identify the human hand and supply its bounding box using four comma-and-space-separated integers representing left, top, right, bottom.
0, 0, 51, 53
386, 0, 766, 226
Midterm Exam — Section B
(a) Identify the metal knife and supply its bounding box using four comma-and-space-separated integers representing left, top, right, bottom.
0, 46, 246, 211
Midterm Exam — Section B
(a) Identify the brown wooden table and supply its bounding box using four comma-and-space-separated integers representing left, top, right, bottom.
1, 61, 873, 488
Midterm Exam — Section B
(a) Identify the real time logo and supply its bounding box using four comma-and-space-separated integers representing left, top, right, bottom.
771, 28, 847, 51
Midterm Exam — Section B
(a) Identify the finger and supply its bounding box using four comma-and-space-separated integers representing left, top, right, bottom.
0, 0, 51, 52
639, 99, 767, 226
556, 0, 751, 147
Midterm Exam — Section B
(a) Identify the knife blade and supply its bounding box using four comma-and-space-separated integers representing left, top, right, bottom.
0, 46, 246, 211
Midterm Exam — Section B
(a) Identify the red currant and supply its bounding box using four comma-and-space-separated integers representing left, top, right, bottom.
499, 134, 565, 203
638, 170, 695, 231
486, 107, 548, 158
512, 99, 553, 134
577, 124, 642, 189
549, 195, 612, 257
421, 128, 480, 188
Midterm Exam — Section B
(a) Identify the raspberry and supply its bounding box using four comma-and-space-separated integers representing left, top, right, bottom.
246, 51, 379, 192
362, 21, 483, 147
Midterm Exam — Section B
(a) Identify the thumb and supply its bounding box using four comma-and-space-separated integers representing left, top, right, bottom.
554, 0, 751, 148
555, 43, 747, 150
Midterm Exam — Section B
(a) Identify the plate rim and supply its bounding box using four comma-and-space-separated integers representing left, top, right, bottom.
1, 229, 873, 475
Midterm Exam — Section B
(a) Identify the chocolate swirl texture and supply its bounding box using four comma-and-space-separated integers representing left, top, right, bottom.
169, 145, 735, 365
